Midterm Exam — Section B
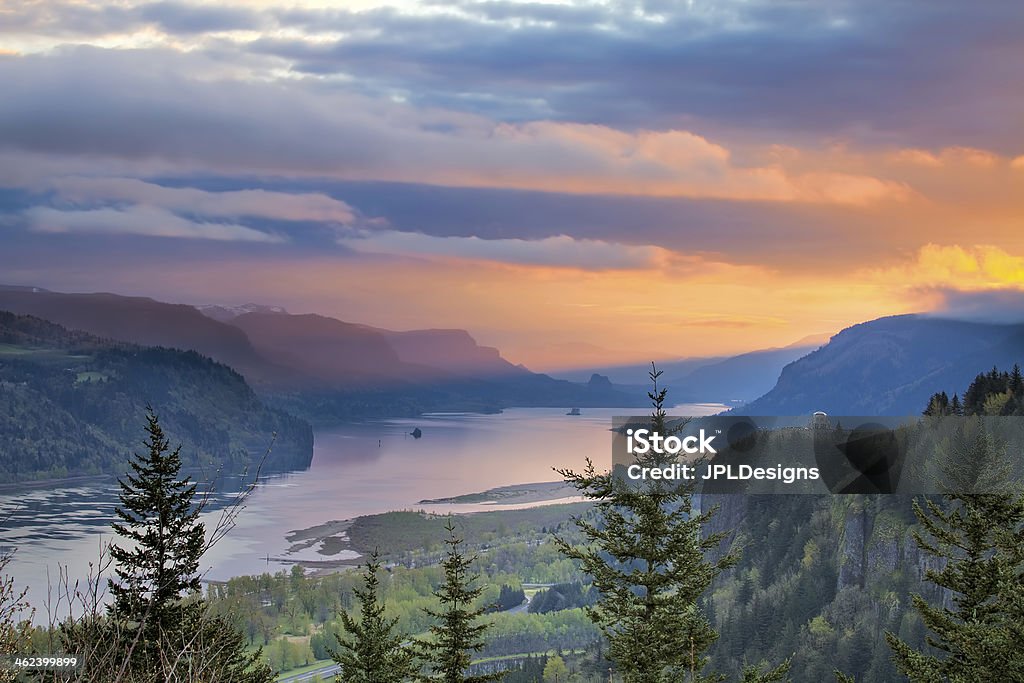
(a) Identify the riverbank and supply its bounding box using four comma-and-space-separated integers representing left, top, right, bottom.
417, 480, 575, 505
282, 500, 593, 570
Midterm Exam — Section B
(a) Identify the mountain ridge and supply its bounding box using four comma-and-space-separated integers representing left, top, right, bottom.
0, 310, 313, 481
0, 287, 638, 420
740, 314, 1024, 415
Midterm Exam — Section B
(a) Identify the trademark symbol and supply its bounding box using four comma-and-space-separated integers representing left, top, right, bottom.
716, 430, 722, 435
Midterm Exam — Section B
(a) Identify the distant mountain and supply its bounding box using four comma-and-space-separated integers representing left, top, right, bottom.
0, 288, 292, 386
0, 288, 639, 421
740, 314, 1024, 415
0, 311, 312, 481
202, 301, 526, 380
196, 303, 289, 323
229, 311, 636, 421
555, 357, 728, 384
0, 285, 52, 293
665, 343, 821, 404
373, 328, 525, 379
230, 312, 427, 387
230, 312, 527, 386
554, 335, 827, 404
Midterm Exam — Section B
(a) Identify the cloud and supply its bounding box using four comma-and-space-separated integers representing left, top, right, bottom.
337, 230, 667, 269
0, 0, 265, 38
904, 244, 1024, 288
887, 146, 1006, 169
50, 177, 357, 223
0, 49, 909, 205
241, 0, 1024, 150
5, 1, 1024, 151
137, 1, 268, 35
681, 314, 789, 329
926, 289, 1024, 324
867, 244, 1024, 320
25, 205, 284, 242
888, 149, 943, 167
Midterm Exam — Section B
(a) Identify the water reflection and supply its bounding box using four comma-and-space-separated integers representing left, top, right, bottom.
1, 405, 723, 621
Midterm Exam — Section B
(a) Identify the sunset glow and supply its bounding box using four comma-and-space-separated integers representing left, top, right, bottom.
2, 0, 1023, 370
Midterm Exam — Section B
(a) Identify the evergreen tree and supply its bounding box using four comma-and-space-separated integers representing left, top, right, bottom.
924, 392, 951, 417
332, 549, 418, 682
885, 426, 1024, 681
108, 407, 205, 636
555, 365, 789, 683
85, 407, 274, 682
1010, 364, 1023, 395
418, 519, 501, 683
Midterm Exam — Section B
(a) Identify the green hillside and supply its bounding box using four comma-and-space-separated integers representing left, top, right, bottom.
0, 310, 313, 481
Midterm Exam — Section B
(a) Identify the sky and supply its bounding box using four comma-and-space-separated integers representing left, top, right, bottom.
1, 0, 1023, 370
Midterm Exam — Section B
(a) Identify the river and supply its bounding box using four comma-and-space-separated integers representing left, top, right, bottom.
0, 405, 724, 622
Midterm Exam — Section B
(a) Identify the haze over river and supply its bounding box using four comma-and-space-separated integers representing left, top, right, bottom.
1, 405, 723, 621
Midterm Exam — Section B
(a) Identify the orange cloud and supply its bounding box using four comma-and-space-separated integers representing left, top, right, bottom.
337, 232, 671, 270
870, 244, 1024, 290
888, 148, 943, 167
420, 122, 911, 205
887, 146, 1004, 169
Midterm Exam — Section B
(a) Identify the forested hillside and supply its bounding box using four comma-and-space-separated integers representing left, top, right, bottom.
925, 363, 1024, 417
742, 315, 1024, 415
701, 494, 932, 681
0, 311, 312, 481
701, 364, 1024, 680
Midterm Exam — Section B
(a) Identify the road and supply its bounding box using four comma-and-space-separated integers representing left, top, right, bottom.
278, 584, 558, 680
277, 663, 340, 682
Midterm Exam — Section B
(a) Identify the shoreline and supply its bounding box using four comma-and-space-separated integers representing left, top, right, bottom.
417, 480, 575, 505
280, 497, 590, 571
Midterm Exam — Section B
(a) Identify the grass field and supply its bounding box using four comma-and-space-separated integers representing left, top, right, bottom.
75, 371, 109, 383
0, 343, 92, 364
345, 502, 593, 557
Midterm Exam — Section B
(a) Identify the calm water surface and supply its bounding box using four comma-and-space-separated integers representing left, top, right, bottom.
0, 405, 723, 620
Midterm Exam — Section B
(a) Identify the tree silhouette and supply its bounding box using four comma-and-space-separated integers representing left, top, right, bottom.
332, 549, 418, 682
555, 365, 789, 682
885, 426, 1024, 680
417, 519, 500, 683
